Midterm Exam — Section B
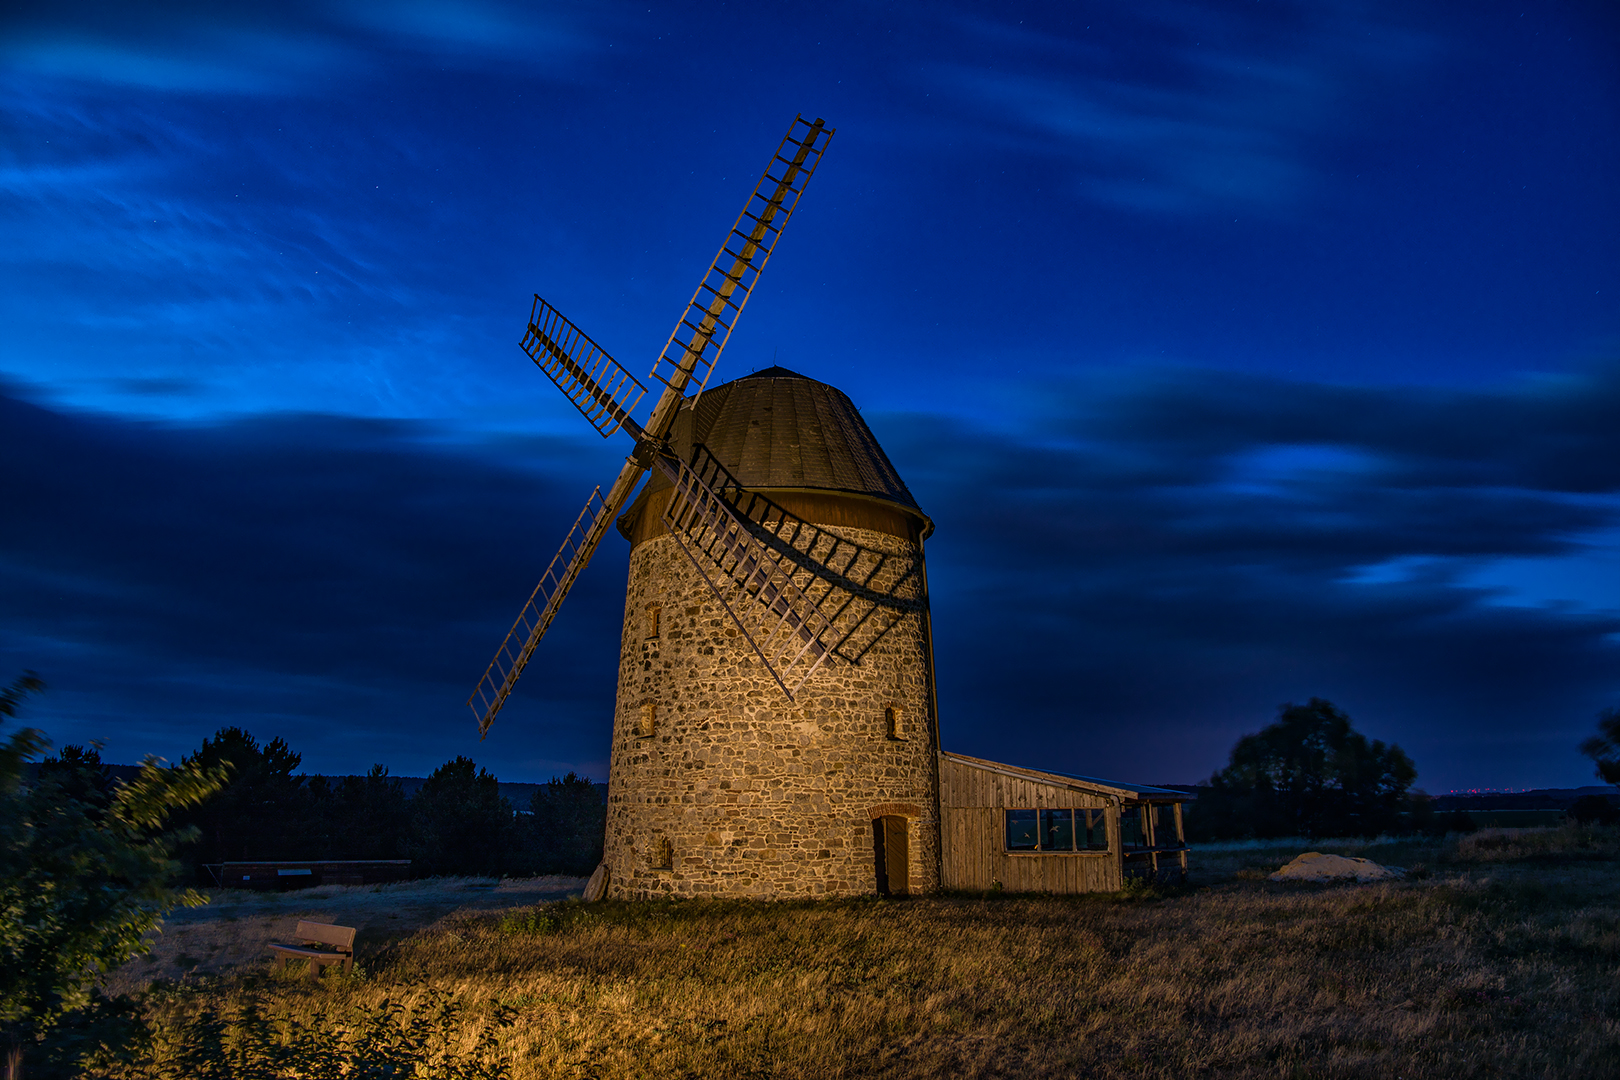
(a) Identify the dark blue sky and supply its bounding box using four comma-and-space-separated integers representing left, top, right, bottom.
3, 0, 1617, 792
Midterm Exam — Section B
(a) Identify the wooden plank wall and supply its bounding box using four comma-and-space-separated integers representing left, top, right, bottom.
939, 757, 1123, 894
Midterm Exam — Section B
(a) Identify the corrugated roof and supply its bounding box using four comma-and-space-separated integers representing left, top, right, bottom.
638, 366, 929, 526
941, 752, 1196, 802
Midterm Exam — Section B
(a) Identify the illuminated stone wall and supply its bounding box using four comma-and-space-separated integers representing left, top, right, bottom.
601, 524, 939, 900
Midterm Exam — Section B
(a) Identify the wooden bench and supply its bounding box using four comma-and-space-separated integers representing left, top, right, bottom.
267, 921, 356, 981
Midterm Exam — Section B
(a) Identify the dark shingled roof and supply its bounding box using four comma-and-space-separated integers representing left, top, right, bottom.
636, 366, 928, 528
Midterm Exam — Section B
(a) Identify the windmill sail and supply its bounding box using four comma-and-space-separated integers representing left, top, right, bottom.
665, 444, 926, 671
469, 115, 836, 735
683, 444, 928, 664
646, 116, 833, 399
520, 296, 648, 438
658, 454, 836, 699
468, 487, 612, 735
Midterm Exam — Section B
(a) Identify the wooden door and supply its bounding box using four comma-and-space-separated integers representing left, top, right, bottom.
874, 815, 909, 896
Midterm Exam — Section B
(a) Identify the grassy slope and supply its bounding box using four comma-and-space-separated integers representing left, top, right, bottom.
66, 828, 1620, 1078
106, 876, 586, 995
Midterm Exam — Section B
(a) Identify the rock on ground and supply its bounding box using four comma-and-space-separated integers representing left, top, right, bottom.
1269, 852, 1404, 883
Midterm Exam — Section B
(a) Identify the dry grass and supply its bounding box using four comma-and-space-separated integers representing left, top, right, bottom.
69, 827, 1620, 1078
107, 876, 586, 994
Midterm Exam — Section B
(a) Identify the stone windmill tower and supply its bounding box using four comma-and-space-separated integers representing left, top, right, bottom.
467, 117, 942, 900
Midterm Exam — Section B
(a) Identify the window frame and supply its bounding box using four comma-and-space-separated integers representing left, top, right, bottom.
1118, 802, 1188, 852
1002, 807, 1114, 856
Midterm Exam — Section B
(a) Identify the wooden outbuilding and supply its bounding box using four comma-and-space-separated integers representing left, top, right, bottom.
938, 752, 1193, 893
203, 859, 411, 890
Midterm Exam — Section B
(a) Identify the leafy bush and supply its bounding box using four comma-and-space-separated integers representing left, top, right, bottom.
106, 985, 517, 1080
1, 673, 226, 1075
1567, 794, 1619, 826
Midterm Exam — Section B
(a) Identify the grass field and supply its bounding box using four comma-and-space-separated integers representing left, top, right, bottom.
42, 826, 1620, 1078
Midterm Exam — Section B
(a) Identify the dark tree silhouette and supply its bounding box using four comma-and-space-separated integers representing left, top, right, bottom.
175, 727, 308, 864
1578, 706, 1620, 788
317, 765, 412, 860
407, 756, 513, 877
1189, 697, 1418, 839
524, 773, 606, 876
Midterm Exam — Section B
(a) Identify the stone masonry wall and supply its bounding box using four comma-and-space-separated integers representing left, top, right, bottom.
603, 525, 939, 900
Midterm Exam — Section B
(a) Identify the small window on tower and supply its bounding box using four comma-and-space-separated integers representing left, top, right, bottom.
636, 702, 656, 738
646, 604, 662, 640
652, 836, 673, 870
885, 706, 904, 740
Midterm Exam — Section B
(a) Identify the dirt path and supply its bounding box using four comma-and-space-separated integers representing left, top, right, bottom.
110, 875, 588, 993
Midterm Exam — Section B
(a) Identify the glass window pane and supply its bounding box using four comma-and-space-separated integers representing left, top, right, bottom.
1005, 808, 1038, 851
1040, 809, 1074, 851
1080, 808, 1109, 850
1119, 806, 1147, 850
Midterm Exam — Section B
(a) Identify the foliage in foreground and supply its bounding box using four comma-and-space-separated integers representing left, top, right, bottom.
0, 673, 227, 1073
46, 824, 1620, 1080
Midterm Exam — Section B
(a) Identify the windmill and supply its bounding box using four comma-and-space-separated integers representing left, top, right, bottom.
469, 116, 941, 900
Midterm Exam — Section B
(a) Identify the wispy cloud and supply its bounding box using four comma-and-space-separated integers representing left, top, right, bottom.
337, 0, 596, 64
879, 363, 1620, 786
4, 365, 1616, 787
0, 390, 618, 778
0, 0, 601, 95
919, 0, 1432, 214
0, 81, 526, 421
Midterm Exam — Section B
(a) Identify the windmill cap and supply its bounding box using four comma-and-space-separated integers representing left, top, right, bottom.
618, 367, 933, 544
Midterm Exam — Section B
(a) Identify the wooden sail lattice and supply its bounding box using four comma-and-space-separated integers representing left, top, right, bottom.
647, 116, 832, 397
468, 487, 611, 735
684, 444, 927, 664
467, 115, 837, 736
659, 454, 836, 699
520, 296, 647, 437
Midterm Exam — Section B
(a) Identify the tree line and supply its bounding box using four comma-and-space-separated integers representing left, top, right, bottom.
1180, 697, 1620, 839
161, 726, 607, 878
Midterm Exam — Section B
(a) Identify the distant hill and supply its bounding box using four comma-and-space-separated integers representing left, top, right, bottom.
1154, 781, 1619, 814
1431, 786, 1617, 812
384, 775, 609, 808
22, 763, 1607, 815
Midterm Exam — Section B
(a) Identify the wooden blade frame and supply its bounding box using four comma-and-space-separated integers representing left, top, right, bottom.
646, 116, 833, 401
683, 445, 928, 665
471, 116, 835, 736
468, 487, 611, 735
521, 296, 647, 438
659, 453, 837, 700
